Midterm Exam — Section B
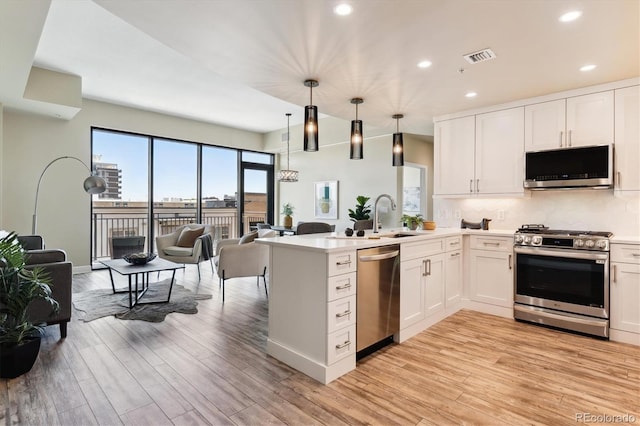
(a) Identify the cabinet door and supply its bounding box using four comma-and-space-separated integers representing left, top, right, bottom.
614, 86, 640, 191
475, 107, 525, 195
469, 249, 513, 307
445, 250, 462, 307
424, 253, 445, 317
524, 99, 566, 151
434, 116, 475, 195
611, 262, 640, 334
566, 91, 614, 147
400, 258, 426, 329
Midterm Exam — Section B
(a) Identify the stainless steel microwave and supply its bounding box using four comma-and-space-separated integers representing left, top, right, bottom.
524, 144, 613, 190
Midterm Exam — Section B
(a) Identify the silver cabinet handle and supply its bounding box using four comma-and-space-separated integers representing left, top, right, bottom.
336, 310, 351, 318
336, 259, 352, 266
450, 252, 460, 257
426, 259, 431, 276
508, 254, 512, 270
632, 253, 640, 257
568, 129, 572, 147
449, 240, 460, 246
483, 242, 500, 246
476, 179, 480, 193
335, 341, 351, 349
359, 250, 399, 262
559, 130, 564, 147
469, 179, 473, 193
613, 264, 617, 283
335, 282, 352, 290
616, 171, 621, 187
422, 259, 427, 276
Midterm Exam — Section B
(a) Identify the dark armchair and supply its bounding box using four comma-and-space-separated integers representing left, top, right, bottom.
18, 236, 72, 339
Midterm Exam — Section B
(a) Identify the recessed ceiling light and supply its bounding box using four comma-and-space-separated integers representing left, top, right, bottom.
580, 64, 597, 72
465, 92, 477, 98
334, 3, 353, 16
417, 60, 432, 69
559, 10, 582, 22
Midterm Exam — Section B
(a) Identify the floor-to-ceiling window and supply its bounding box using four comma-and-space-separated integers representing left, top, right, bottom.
91, 128, 273, 268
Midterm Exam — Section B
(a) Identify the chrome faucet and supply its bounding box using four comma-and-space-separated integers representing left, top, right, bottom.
373, 194, 397, 233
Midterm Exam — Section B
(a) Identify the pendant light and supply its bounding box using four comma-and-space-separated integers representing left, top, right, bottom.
303, 79, 319, 151
392, 114, 404, 166
350, 98, 364, 160
278, 113, 299, 182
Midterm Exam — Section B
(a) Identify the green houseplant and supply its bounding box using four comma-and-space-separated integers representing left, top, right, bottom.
401, 214, 424, 230
0, 231, 57, 378
348, 196, 371, 223
281, 203, 294, 229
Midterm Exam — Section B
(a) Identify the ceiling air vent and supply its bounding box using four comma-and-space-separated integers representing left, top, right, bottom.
463, 48, 496, 64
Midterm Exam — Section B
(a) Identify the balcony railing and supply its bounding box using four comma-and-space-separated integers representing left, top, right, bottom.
92, 208, 266, 261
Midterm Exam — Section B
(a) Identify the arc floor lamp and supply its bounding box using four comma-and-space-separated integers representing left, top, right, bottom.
32, 156, 107, 234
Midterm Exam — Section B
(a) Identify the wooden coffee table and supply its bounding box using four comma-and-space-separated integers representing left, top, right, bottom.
100, 258, 185, 309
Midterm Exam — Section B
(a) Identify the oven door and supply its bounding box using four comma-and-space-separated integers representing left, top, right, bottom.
514, 246, 609, 319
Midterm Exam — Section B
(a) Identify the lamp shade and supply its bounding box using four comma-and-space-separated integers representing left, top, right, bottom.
278, 169, 299, 182
84, 174, 107, 194
304, 105, 319, 152
392, 133, 404, 166
350, 120, 363, 160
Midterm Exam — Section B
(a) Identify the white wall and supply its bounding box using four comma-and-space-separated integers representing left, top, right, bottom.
434, 191, 640, 236
2, 99, 263, 268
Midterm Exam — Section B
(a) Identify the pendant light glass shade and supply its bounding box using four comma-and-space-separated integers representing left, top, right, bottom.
392, 114, 404, 167
304, 80, 319, 152
278, 113, 299, 182
350, 98, 364, 160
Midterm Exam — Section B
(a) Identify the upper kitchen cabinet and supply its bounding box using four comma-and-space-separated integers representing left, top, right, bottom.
525, 91, 614, 151
434, 116, 475, 196
475, 107, 525, 195
435, 108, 524, 197
614, 85, 640, 191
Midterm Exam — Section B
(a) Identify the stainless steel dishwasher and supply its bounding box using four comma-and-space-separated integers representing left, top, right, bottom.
356, 244, 401, 358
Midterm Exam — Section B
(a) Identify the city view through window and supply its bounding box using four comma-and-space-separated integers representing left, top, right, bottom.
91, 129, 273, 264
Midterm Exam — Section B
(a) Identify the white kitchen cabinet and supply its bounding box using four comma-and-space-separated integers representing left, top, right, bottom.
434, 116, 475, 196
400, 239, 445, 331
525, 91, 614, 151
469, 236, 514, 309
444, 236, 462, 307
610, 244, 640, 338
434, 108, 524, 196
475, 107, 525, 195
614, 85, 640, 191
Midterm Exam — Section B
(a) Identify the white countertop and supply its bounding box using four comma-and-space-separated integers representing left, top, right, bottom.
256, 227, 516, 253
611, 235, 640, 245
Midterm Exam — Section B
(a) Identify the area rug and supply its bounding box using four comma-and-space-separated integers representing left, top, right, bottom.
72, 280, 212, 322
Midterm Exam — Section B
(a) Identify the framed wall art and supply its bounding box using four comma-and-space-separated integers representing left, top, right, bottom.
314, 181, 338, 219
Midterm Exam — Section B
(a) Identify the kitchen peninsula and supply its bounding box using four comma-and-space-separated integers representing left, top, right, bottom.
257, 227, 515, 383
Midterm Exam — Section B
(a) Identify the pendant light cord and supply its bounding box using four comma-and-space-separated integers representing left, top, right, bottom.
286, 113, 291, 170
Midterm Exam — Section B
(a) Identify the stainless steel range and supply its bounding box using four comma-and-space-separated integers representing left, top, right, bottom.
513, 224, 612, 338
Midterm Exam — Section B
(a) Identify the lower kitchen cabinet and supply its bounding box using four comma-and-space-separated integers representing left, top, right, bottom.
424, 253, 445, 317
469, 236, 514, 310
400, 257, 426, 329
610, 243, 640, 342
445, 249, 462, 306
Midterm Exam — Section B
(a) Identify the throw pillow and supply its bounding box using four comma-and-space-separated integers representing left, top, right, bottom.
238, 231, 258, 244
176, 226, 204, 247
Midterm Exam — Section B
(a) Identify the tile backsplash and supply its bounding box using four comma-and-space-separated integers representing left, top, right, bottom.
434, 190, 640, 236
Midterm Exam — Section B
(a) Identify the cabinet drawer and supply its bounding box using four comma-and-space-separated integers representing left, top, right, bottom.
470, 235, 512, 252
327, 272, 356, 302
444, 236, 462, 252
328, 251, 357, 276
327, 324, 356, 365
401, 239, 444, 261
611, 244, 640, 264
327, 295, 356, 334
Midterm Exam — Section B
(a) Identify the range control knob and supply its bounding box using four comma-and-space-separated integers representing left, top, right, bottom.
596, 240, 608, 250
524, 236, 532, 244
514, 235, 524, 244
585, 239, 595, 248
574, 239, 585, 248
532, 236, 543, 245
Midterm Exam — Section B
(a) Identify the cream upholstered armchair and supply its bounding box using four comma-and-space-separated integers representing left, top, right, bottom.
155, 224, 215, 279
213, 229, 276, 302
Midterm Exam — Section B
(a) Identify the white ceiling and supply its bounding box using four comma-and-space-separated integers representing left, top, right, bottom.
3, 0, 639, 136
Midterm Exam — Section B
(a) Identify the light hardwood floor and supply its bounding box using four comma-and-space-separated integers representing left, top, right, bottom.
1, 265, 639, 426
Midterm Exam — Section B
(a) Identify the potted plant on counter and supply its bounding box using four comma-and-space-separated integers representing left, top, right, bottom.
281, 203, 295, 229
348, 196, 372, 230
0, 231, 58, 379
401, 214, 424, 230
